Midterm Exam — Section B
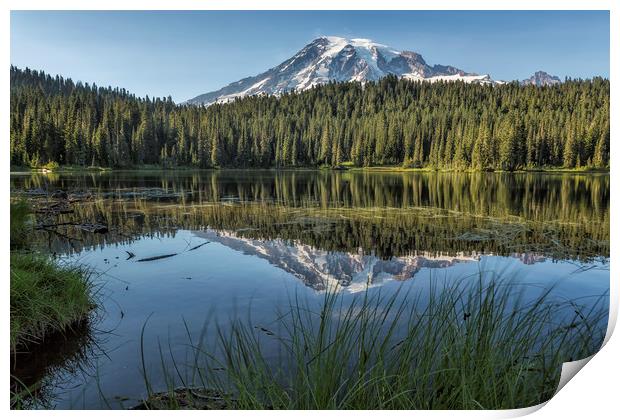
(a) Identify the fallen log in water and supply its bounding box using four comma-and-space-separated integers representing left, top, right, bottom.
187, 241, 210, 251
79, 223, 109, 234
35, 202, 74, 215
136, 253, 177, 262
51, 190, 68, 199
35, 222, 108, 234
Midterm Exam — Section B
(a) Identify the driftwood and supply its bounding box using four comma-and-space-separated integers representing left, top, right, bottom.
68, 191, 93, 202
79, 223, 109, 234
51, 190, 68, 199
136, 253, 177, 262
188, 241, 210, 251
35, 222, 108, 234
19, 188, 48, 197
35, 202, 74, 215
131, 242, 208, 263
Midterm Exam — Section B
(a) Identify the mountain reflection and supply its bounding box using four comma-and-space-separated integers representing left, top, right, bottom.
195, 229, 553, 292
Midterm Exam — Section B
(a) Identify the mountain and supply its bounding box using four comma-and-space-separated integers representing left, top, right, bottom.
186, 36, 498, 106
521, 71, 562, 87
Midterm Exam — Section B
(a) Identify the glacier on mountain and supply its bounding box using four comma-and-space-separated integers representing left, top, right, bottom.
186, 36, 499, 105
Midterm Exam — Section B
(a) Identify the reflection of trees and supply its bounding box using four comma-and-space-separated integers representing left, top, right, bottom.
12, 171, 609, 260
11, 320, 97, 409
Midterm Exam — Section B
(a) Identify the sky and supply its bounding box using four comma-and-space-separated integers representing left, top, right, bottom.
11, 10, 610, 102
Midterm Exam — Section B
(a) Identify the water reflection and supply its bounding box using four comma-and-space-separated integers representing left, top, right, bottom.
9, 170, 610, 409
196, 229, 554, 292
10, 170, 610, 261
10, 320, 98, 409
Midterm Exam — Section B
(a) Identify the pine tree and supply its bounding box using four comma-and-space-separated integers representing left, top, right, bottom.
211, 134, 221, 167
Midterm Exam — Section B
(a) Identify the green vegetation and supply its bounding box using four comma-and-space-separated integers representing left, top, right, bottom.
10, 202, 94, 351
139, 276, 607, 409
352, 165, 609, 173
41, 161, 59, 171
38, 165, 110, 173
10, 253, 93, 351
11, 66, 609, 170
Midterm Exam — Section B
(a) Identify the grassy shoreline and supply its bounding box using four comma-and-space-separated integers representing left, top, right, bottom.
10, 253, 94, 351
10, 201, 95, 352
347, 165, 610, 174
10, 164, 609, 175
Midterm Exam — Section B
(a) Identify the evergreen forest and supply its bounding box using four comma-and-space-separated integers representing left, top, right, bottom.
10, 66, 610, 170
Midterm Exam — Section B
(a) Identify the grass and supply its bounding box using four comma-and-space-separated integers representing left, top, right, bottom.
139, 273, 608, 410
41, 165, 111, 172
10, 253, 95, 351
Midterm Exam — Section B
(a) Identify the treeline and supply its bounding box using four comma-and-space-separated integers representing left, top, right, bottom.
10, 66, 610, 170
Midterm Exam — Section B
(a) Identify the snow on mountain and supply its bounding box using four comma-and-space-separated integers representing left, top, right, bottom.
520, 71, 562, 87
185, 36, 498, 106
406, 73, 496, 85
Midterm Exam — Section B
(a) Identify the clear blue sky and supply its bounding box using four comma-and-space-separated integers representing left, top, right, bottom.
11, 10, 609, 102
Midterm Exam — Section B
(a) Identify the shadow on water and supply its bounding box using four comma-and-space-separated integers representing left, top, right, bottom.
10, 320, 99, 409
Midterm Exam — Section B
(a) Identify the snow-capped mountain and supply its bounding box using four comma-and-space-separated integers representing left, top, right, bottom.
186, 36, 498, 106
521, 71, 562, 87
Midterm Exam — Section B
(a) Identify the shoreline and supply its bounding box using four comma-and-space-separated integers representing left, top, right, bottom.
10, 165, 610, 175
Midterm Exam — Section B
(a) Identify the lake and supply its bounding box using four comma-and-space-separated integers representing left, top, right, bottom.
10, 170, 610, 409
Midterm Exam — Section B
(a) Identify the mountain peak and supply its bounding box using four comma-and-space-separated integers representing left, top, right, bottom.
186, 36, 494, 105
317, 36, 388, 47
521, 71, 562, 87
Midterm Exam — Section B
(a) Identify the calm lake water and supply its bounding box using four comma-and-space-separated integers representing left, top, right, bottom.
10, 170, 610, 409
